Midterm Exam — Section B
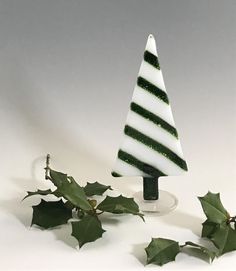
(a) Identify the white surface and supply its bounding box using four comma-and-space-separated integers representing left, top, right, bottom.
0, 153, 235, 271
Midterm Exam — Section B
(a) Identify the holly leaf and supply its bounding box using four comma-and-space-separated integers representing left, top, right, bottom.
49, 169, 92, 211
211, 224, 236, 255
198, 192, 229, 224
84, 181, 112, 197
71, 215, 105, 247
23, 188, 62, 200
32, 199, 72, 229
97, 195, 144, 220
23, 189, 53, 200
145, 238, 180, 266
183, 241, 217, 262
202, 219, 219, 238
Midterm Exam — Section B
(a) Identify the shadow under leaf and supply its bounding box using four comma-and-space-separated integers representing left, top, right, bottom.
131, 243, 148, 266
160, 210, 203, 236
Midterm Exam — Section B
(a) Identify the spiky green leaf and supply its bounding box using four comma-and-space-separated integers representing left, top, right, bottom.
49, 169, 92, 211
97, 195, 144, 220
84, 181, 112, 197
211, 224, 236, 255
183, 241, 217, 262
31, 199, 72, 229
23, 189, 53, 200
71, 215, 105, 247
201, 219, 219, 238
145, 238, 180, 266
198, 192, 229, 224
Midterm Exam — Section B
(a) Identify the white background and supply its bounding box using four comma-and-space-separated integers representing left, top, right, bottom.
0, 0, 235, 270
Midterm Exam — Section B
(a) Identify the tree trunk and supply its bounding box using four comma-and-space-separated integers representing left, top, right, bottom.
143, 177, 159, 200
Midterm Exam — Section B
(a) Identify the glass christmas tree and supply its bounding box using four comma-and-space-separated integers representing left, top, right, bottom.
112, 34, 188, 214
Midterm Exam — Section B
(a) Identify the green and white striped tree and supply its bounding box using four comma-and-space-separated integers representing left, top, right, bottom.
112, 34, 188, 200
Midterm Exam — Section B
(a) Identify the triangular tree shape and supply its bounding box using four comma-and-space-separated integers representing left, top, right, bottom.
112, 34, 187, 179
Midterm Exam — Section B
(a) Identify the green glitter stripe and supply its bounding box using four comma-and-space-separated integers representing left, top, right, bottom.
111, 171, 122, 177
144, 50, 160, 69
124, 125, 188, 171
130, 102, 178, 138
117, 150, 166, 177
137, 77, 169, 104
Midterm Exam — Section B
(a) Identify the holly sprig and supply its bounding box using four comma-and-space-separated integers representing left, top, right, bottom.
23, 155, 236, 264
23, 154, 144, 247
145, 192, 236, 266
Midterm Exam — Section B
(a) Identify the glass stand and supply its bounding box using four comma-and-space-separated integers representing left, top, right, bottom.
134, 190, 178, 215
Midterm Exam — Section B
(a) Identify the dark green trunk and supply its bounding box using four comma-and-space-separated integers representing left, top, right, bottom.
143, 177, 159, 200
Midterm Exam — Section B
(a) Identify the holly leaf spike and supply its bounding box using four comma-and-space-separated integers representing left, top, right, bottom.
145, 238, 180, 266
97, 195, 144, 220
71, 215, 105, 248
31, 199, 72, 229
23, 189, 53, 200
84, 181, 112, 197
198, 191, 229, 224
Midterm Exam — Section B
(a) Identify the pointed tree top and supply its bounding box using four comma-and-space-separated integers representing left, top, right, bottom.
145, 34, 157, 56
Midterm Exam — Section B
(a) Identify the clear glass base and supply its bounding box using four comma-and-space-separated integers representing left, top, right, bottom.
134, 190, 178, 215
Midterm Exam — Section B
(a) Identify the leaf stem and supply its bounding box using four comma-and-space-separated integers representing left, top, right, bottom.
45, 154, 51, 180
